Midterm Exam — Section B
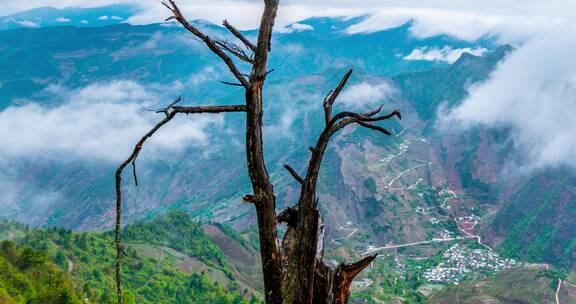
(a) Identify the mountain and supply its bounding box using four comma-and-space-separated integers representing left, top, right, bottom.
2, 213, 574, 303
429, 265, 574, 304
0, 5, 137, 31
487, 169, 576, 268
0, 18, 493, 231
393, 44, 514, 121
0, 18, 493, 107
0, 212, 261, 303
0, 9, 575, 302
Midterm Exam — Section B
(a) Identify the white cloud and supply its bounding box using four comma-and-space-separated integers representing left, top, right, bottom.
281, 22, 314, 33
80, 19, 88, 24
55, 17, 71, 22
339, 81, 397, 109
17, 20, 39, 28
111, 15, 123, 20
1, 0, 573, 43
403, 46, 487, 64
344, 8, 571, 42
264, 106, 298, 138
98, 15, 109, 20
0, 81, 223, 162
440, 29, 576, 170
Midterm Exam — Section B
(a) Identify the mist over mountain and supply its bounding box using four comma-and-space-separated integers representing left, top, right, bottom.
0, 4, 575, 303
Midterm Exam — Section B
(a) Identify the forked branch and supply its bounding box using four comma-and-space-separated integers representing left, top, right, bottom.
162, 0, 249, 88
323, 69, 353, 125
215, 39, 254, 64
284, 164, 304, 184
304, 70, 402, 194
223, 19, 256, 52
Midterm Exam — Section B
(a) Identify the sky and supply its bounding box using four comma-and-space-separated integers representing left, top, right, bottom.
1, 0, 575, 42
1, 0, 576, 171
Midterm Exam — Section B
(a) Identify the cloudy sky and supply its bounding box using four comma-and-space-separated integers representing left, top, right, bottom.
1, 0, 575, 41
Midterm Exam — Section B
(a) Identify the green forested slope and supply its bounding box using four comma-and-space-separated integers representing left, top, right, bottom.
0, 241, 82, 304
0, 212, 260, 304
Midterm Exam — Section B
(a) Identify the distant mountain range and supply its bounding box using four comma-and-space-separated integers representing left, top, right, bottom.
0, 5, 137, 30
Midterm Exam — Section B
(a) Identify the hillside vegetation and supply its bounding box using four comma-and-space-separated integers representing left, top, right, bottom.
0, 240, 82, 303
0, 212, 260, 303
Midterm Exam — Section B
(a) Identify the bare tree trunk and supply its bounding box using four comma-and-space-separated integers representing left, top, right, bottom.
114, 1, 401, 303
245, 84, 283, 303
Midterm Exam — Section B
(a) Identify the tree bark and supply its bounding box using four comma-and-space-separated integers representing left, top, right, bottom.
245, 83, 283, 304
244, 1, 283, 303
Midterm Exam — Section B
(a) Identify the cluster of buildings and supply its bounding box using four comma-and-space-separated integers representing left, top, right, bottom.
423, 244, 516, 284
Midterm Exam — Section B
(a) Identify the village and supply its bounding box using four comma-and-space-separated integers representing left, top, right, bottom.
423, 244, 516, 284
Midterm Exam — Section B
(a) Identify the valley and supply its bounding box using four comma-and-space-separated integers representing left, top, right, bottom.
0, 7, 574, 303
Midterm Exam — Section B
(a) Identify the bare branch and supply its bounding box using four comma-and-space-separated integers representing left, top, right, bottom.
220, 81, 244, 87
341, 254, 377, 279
162, 0, 249, 88
283, 164, 304, 184
356, 121, 391, 135
329, 107, 401, 136
114, 101, 246, 304
251, 0, 279, 79
223, 19, 256, 52
139, 96, 182, 115
332, 108, 401, 124
172, 104, 247, 114
114, 109, 176, 304
215, 39, 254, 64
323, 69, 353, 125
131, 160, 138, 186
242, 194, 257, 204
298, 96, 401, 216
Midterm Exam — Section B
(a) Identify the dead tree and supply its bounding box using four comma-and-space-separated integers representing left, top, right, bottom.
114, 1, 401, 303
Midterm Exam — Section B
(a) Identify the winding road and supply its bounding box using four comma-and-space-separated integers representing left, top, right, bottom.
439, 190, 457, 208
331, 223, 358, 245
360, 236, 479, 256
343, 128, 495, 259
556, 278, 562, 304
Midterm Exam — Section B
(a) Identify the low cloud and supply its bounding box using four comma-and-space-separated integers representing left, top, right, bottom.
264, 106, 298, 138
344, 8, 567, 43
55, 17, 71, 22
17, 20, 39, 28
403, 46, 487, 64
339, 81, 398, 110
440, 29, 576, 170
281, 22, 314, 33
0, 81, 223, 162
